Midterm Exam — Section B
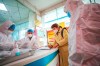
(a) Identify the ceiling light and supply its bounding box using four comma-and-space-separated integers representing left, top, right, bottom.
0, 3, 7, 11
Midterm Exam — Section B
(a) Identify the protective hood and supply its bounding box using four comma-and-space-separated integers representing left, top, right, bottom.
64, 0, 83, 15
0, 20, 14, 35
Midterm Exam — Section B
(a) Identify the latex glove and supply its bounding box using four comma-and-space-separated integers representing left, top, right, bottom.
53, 44, 59, 48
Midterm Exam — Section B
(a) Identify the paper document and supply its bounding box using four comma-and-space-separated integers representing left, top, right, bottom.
39, 47, 50, 50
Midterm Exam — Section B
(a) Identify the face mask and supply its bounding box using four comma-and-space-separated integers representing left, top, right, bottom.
53, 30, 58, 34
5, 30, 13, 35
8, 30, 13, 34
28, 34, 33, 37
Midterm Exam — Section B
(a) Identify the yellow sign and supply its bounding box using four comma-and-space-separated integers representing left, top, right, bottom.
59, 22, 65, 28
47, 30, 55, 44
35, 19, 41, 26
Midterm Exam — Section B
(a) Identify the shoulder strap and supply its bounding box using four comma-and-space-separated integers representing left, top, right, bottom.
61, 27, 67, 38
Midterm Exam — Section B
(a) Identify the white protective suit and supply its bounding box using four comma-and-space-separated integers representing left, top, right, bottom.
64, 0, 100, 66
17, 35, 38, 50
0, 20, 15, 57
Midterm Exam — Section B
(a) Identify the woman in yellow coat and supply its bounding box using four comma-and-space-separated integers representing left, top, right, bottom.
48, 23, 69, 66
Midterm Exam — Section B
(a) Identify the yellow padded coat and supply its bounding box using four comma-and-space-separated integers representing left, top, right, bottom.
53, 28, 69, 66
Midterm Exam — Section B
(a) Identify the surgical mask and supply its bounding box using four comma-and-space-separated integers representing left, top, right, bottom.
5, 30, 13, 35
53, 30, 58, 34
28, 34, 33, 37
8, 30, 13, 34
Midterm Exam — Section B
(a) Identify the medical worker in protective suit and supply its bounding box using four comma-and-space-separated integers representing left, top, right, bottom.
0, 20, 15, 57
64, 0, 100, 66
17, 29, 38, 50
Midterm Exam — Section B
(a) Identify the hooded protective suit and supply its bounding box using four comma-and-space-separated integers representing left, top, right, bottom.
64, 0, 100, 66
16, 31, 38, 50
0, 20, 15, 57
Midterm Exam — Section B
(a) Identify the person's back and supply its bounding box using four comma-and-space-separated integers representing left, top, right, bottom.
65, 0, 100, 66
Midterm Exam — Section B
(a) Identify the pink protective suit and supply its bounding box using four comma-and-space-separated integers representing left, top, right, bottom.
64, 0, 100, 66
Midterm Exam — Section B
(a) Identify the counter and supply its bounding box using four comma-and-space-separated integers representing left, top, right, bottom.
5, 48, 59, 66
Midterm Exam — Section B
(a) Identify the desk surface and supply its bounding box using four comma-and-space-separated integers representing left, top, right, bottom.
5, 48, 58, 66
